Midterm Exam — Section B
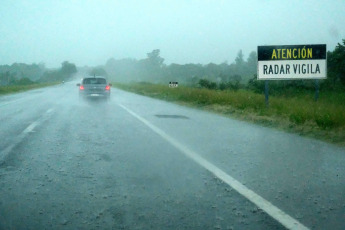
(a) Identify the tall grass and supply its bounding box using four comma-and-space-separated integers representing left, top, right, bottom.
0, 82, 58, 95
114, 82, 345, 144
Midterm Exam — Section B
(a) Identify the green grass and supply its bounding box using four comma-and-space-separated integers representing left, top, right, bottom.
0, 82, 59, 95
114, 82, 345, 145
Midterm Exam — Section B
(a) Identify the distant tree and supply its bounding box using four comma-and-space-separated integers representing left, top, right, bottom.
39, 61, 77, 82
235, 50, 245, 67
231, 50, 246, 78
60, 61, 77, 76
140, 49, 165, 82
198, 79, 217, 89
204, 63, 221, 80
146, 49, 164, 67
38, 62, 45, 70
0, 63, 45, 81
16, 77, 34, 85
327, 39, 345, 86
105, 58, 141, 82
89, 67, 108, 77
105, 58, 116, 67
0, 71, 16, 85
246, 51, 257, 75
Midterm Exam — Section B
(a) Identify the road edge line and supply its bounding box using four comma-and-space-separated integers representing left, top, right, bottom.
118, 103, 309, 230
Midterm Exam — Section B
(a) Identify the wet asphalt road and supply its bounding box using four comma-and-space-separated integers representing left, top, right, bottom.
0, 81, 344, 230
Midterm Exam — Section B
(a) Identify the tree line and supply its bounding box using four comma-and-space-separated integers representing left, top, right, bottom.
0, 61, 77, 86
103, 39, 345, 93
103, 49, 257, 86
1, 38, 344, 92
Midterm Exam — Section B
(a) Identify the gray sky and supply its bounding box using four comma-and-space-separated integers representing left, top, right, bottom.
1, 0, 344, 68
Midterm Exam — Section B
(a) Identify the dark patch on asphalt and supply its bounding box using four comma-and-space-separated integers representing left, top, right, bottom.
155, 114, 189, 119
100, 154, 112, 162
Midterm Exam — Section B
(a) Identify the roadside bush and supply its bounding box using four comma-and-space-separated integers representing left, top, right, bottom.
225, 81, 240, 91
315, 113, 336, 129
16, 77, 34, 85
289, 113, 307, 125
198, 79, 217, 90
219, 82, 227, 90
247, 75, 320, 96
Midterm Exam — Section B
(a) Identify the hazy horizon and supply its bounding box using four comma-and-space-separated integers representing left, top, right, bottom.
1, 0, 344, 68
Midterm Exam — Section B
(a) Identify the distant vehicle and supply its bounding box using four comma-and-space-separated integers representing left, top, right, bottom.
77, 76, 112, 101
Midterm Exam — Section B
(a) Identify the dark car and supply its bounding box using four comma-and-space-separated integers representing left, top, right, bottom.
77, 77, 112, 101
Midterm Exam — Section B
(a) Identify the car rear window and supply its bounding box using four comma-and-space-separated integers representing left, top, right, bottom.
83, 78, 107, 84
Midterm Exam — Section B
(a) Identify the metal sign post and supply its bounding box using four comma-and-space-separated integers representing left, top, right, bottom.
265, 80, 269, 107
314, 79, 319, 102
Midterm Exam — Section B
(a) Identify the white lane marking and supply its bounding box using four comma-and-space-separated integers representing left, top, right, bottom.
0, 108, 55, 163
23, 121, 39, 133
23, 109, 53, 133
46, 108, 54, 114
118, 103, 309, 230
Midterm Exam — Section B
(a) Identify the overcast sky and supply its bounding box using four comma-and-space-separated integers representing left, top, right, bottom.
1, 0, 344, 68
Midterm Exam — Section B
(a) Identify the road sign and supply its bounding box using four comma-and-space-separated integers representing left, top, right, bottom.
169, 81, 178, 88
257, 44, 326, 80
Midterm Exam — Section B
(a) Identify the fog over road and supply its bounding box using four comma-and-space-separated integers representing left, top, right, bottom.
0, 82, 344, 230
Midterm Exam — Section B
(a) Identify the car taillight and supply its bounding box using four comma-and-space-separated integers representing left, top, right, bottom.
105, 85, 110, 90
79, 85, 84, 90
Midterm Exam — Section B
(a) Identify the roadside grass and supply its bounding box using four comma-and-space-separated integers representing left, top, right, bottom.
114, 82, 345, 146
0, 82, 59, 95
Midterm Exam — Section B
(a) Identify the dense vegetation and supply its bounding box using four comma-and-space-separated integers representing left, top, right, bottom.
38, 61, 77, 83
110, 39, 345, 145
114, 82, 345, 145
104, 40, 345, 93
0, 61, 77, 86
104, 49, 257, 86
0, 61, 77, 94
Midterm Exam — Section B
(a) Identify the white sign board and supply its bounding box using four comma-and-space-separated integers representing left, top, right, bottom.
257, 44, 327, 80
